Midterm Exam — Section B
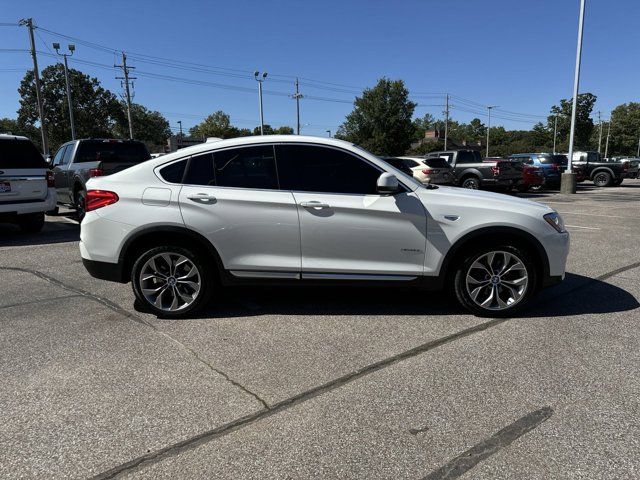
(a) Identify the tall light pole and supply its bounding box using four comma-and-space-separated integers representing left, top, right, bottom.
637, 135, 640, 157
597, 111, 602, 153
562, 0, 586, 194
486, 105, 498, 157
177, 120, 183, 137
326, 130, 331, 138
553, 115, 558, 154
444, 93, 449, 150
604, 120, 611, 159
53, 43, 76, 140
254, 71, 267, 135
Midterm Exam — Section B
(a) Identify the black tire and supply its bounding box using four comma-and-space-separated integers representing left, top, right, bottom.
516, 185, 531, 193
75, 190, 86, 221
453, 244, 537, 318
131, 245, 214, 318
461, 176, 481, 190
46, 206, 59, 216
17, 212, 45, 233
593, 171, 612, 187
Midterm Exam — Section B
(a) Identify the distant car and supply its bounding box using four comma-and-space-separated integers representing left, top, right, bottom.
50, 139, 151, 219
398, 156, 453, 184
0, 134, 56, 233
379, 156, 415, 177
425, 150, 521, 190
508, 153, 570, 190
570, 151, 625, 187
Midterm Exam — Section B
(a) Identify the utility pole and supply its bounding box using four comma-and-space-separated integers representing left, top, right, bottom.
604, 120, 611, 159
53, 43, 76, 140
177, 120, 183, 137
553, 115, 558, 154
293, 78, 303, 135
326, 130, 331, 138
444, 93, 449, 150
597, 111, 603, 153
254, 71, 268, 135
115, 52, 135, 139
19, 18, 48, 156
562, 0, 586, 194
486, 105, 498, 157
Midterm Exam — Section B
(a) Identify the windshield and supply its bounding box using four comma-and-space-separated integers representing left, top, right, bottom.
0, 138, 48, 169
76, 140, 151, 163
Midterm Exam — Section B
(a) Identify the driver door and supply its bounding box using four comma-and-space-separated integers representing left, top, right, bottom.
275, 144, 427, 278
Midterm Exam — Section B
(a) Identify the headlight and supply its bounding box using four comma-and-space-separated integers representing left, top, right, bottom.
544, 212, 566, 233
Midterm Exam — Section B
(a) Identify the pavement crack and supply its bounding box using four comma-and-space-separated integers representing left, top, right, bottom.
422, 406, 553, 480
0, 267, 269, 411
0, 294, 81, 312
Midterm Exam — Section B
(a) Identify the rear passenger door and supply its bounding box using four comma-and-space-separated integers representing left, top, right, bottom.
178, 145, 301, 274
275, 144, 427, 278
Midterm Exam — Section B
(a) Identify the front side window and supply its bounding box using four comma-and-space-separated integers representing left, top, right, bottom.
52, 145, 67, 166
61, 144, 74, 165
276, 144, 381, 194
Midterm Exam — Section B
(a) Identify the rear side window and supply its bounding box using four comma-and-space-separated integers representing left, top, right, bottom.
159, 159, 187, 183
0, 138, 47, 168
75, 141, 151, 163
183, 146, 278, 190
456, 151, 476, 164
276, 144, 381, 194
423, 158, 449, 169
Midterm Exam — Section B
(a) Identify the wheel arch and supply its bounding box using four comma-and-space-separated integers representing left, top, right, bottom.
118, 226, 225, 283
438, 226, 550, 291
589, 167, 615, 180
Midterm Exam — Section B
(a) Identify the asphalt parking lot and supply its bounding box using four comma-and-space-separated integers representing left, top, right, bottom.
1, 181, 639, 479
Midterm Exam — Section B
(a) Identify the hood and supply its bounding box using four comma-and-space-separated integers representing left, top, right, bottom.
418, 185, 553, 213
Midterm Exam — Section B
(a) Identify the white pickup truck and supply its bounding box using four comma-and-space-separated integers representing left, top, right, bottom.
0, 134, 56, 233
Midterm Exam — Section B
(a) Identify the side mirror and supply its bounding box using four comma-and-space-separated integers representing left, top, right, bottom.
377, 172, 399, 195
44, 155, 53, 167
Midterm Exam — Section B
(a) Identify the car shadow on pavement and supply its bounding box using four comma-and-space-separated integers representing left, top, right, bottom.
0, 219, 79, 247
163, 272, 638, 320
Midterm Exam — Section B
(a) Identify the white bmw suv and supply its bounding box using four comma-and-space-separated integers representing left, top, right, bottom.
80, 135, 569, 318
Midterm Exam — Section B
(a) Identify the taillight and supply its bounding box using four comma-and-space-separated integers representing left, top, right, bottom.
46, 170, 55, 188
86, 190, 119, 212
89, 168, 104, 177
623, 163, 629, 171
491, 165, 500, 176
422, 168, 434, 175
551, 164, 559, 171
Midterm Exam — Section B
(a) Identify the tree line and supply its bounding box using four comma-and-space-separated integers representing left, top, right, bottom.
2, 67, 639, 158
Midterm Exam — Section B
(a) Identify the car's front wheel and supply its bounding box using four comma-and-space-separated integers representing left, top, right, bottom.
453, 245, 537, 317
131, 246, 213, 318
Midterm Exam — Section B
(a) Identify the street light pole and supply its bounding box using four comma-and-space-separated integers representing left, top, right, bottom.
326, 130, 331, 138
597, 111, 602, 153
561, 0, 586, 195
53, 43, 76, 140
254, 71, 268, 135
177, 120, 183, 137
444, 93, 449, 150
604, 120, 611, 159
553, 115, 558, 154
486, 105, 498, 157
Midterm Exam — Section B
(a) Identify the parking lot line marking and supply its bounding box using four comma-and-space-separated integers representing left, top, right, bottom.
422, 407, 553, 480
565, 225, 601, 230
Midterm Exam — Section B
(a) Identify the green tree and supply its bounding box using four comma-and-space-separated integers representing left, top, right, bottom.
18, 64, 122, 152
336, 78, 416, 155
547, 93, 597, 150
0, 118, 40, 143
412, 113, 436, 141
608, 102, 640, 156
189, 110, 238, 138
113, 103, 171, 152
273, 125, 294, 135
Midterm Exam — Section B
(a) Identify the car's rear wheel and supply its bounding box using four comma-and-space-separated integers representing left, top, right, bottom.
17, 212, 45, 233
461, 176, 480, 189
453, 245, 536, 317
593, 171, 612, 187
516, 185, 531, 193
75, 190, 86, 221
131, 245, 213, 318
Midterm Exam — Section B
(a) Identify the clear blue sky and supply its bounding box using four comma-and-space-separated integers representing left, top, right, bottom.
1, 0, 639, 136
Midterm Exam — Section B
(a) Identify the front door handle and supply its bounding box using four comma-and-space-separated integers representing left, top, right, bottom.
300, 201, 330, 209
187, 193, 217, 204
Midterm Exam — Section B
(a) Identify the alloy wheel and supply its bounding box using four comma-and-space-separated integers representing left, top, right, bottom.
465, 250, 529, 311
139, 252, 201, 312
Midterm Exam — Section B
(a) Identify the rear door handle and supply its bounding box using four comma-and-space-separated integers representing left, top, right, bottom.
187, 193, 217, 203
300, 201, 330, 209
